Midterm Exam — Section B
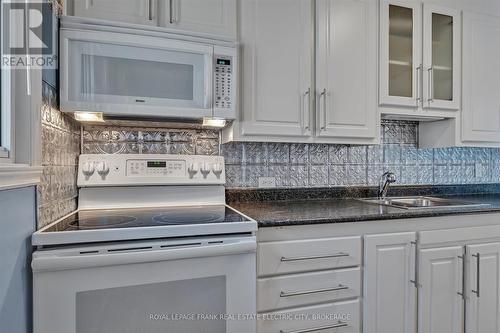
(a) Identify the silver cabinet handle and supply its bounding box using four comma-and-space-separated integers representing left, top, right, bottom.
319, 89, 327, 130
169, 0, 178, 23
280, 285, 348, 298
472, 253, 480, 297
410, 241, 419, 288
416, 65, 422, 106
303, 88, 311, 131
280, 322, 348, 333
457, 253, 465, 299
427, 67, 434, 103
148, 0, 154, 20
281, 252, 349, 262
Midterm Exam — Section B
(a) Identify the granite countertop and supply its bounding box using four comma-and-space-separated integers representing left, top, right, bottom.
229, 193, 500, 227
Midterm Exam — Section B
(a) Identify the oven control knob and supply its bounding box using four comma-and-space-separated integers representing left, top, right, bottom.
96, 162, 110, 176
82, 162, 95, 176
200, 162, 211, 178
212, 163, 223, 176
188, 163, 199, 175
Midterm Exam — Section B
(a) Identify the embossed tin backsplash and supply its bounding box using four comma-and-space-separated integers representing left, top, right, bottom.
82, 120, 500, 189
222, 121, 499, 188
39, 81, 81, 228
82, 127, 220, 156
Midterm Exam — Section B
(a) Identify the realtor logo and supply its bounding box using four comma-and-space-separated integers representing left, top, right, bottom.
2, 0, 57, 69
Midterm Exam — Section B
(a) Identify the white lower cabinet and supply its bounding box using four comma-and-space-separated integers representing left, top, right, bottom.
259, 221, 500, 333
466, 243, 500, 333
257, 299, 360, 333
257, 235, 361, 332
258, 236, 361, 277
418, 246, 464, 333
258, 268, 361, 312
363, 232, 417, 333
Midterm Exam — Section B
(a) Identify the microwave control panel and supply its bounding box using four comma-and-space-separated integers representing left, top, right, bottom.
214, 57, 233, 109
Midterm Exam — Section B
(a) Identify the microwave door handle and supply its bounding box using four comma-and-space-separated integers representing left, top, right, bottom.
206, 53, 214, 111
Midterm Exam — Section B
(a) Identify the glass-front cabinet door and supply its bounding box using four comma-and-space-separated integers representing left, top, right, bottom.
423, 5, 460, 110
380, 0, 422, 107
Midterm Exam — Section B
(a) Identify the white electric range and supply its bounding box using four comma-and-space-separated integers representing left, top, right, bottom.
32, 154, 257, 333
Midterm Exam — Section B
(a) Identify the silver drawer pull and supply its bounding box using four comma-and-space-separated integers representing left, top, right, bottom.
281, 252, 349, 262
280, 321, 348, 333
280, 285, 348, 298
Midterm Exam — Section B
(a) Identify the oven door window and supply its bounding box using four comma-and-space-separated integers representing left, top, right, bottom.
76, 276, 226, 333
67, 39, 212, 110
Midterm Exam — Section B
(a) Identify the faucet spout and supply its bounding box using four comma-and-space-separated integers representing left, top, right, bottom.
378, 171, 397, 199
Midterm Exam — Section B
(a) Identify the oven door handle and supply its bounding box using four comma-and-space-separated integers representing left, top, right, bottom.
32, 239, 256, 273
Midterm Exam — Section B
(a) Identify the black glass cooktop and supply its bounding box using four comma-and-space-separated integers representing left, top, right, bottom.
44, 205, 251, 232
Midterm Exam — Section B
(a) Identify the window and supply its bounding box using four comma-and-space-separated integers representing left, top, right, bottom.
0, 67, 12, 161
0, 0, 12, 162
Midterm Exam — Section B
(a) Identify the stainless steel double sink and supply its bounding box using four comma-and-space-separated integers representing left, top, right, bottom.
359, 196, 490, 210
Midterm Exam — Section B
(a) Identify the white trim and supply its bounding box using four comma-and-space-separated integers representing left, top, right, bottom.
0, 164, 42, 190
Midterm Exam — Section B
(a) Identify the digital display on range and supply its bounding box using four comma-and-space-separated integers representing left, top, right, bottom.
147, 161, 167, 168
217, 59, 231, 66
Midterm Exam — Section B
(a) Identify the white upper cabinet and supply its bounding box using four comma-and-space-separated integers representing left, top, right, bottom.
380, 0, 422, 108
379, 0, 461, 117
316, 0, 378, 141
227, 0, 379, 144
71, 0, 237, 39
462, 11, 500, 143
466, 242, 500, 333
162, 0, 237, 39
363, 232, 417, 333
418, 246, 464, 333
238, 0, 314, 138
422, 5, 461, 110
74, 0, 158, 26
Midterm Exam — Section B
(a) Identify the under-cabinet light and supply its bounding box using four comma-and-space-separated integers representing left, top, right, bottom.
202, 117, 227, 128
73, 112, 105, 123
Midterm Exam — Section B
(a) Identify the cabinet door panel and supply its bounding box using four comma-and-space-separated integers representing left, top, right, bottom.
240, 0, 313, 137
466, 243, 500, 333
165, 0, 236, 39
462, 12, 500, 143
422, 4, 460, 110
74, 0, 156, 26
316, 0, 378, 140
379, 0, 422, 107
364, 232, 416, 333
418, 246, 463, 333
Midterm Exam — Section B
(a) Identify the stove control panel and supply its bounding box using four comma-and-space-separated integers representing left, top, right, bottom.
78, 154, 226, 187
127, 160, 186, 177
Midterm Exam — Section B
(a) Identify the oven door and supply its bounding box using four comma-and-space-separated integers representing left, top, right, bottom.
32, 236, 256, 333
60, 29, 213, 119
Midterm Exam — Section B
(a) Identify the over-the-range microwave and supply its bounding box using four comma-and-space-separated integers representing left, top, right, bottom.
59, 17, 237, 121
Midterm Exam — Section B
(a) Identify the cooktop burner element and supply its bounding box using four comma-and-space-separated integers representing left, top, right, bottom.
70, 216, 138, 229
152, 211, 224, 225
44, 205, 250, 232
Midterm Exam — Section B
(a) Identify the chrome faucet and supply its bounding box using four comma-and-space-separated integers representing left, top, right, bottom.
378, 171, 396, 199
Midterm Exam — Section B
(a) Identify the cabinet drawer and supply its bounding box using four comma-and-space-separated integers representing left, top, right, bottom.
258, 236, 361, 277
257, 299, 360, 333
258, 268, 360, 312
